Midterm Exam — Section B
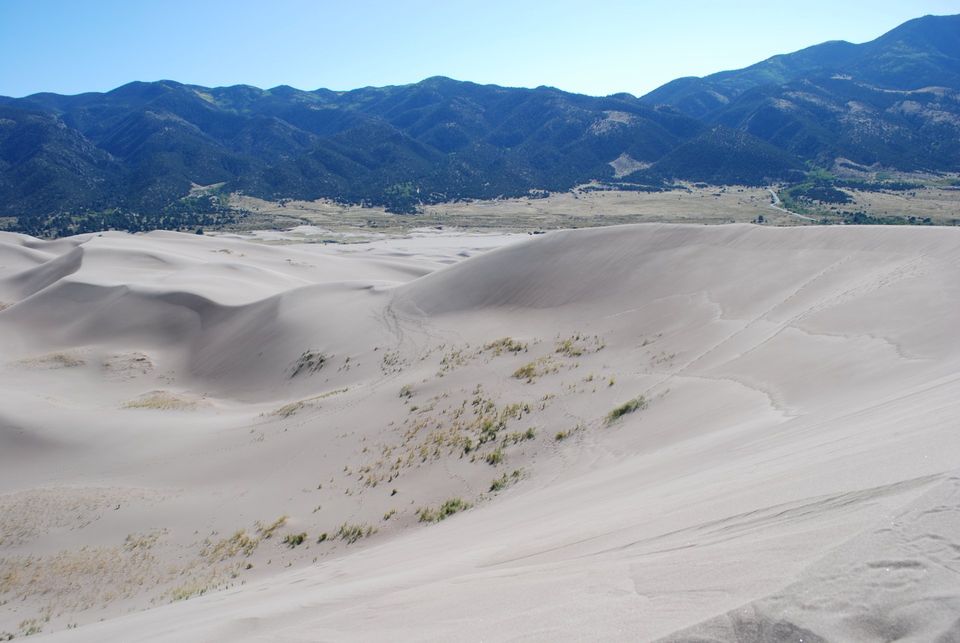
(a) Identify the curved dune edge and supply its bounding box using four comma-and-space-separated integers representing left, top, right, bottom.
1, 224, 959, 641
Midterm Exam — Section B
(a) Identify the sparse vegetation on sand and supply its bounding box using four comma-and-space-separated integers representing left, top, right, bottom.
606, 396, 648, 424
17, 352, 85, 369
417, 498, 472, 523
289, 349, 328, 377
271, 387, 349, 418
273, 400, 305, 418
18, 618, 46, 636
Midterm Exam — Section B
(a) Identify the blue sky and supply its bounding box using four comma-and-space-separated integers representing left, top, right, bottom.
2, 0, 959, 98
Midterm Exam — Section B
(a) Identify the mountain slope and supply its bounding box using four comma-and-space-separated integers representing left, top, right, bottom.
713, 77, 960, 170
635, 126, 804, 185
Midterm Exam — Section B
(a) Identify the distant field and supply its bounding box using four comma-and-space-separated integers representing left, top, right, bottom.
229, 179, 960, 239
837, 187, 960, 224
230, 184, 796, 237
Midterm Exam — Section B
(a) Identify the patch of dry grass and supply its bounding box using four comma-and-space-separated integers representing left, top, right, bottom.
336, 522, 376, 544
16, 352, 85, 369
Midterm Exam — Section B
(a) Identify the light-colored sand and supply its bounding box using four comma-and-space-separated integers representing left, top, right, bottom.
2, 223, 960, 641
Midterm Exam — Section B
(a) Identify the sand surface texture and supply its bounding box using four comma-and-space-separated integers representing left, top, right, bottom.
1, 224, 959, 641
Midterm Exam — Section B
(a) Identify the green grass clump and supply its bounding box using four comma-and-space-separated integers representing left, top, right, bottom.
606, 396, 648, 424
417, 498, 472, 523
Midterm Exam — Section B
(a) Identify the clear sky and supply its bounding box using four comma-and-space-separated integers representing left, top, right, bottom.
2, 0, 959, 98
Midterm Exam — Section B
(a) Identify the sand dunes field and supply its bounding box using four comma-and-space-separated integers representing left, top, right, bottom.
2, 224, 960, 641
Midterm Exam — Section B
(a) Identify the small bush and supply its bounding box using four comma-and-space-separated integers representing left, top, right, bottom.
256, 515, 288, 539
336, 522, 376, 544
485, 447, 505, 466
484, 337, 528, 355
204, 529, 258, 561
512, 362, 538, 381
282, 532, 307, 548
289, 350, 328, 377
503, 428, 536, 445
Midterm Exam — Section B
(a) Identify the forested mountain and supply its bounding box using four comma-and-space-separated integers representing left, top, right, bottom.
1, 14, 958, 234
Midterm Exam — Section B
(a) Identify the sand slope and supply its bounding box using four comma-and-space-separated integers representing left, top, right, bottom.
2, 224, 960, 641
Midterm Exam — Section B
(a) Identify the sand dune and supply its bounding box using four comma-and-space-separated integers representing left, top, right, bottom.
2, 224, 960, 641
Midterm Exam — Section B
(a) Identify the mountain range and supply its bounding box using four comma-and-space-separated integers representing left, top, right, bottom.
1, 13, 958, 234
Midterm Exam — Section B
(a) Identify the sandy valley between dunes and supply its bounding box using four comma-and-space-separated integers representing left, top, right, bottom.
2, 223, 960, 641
